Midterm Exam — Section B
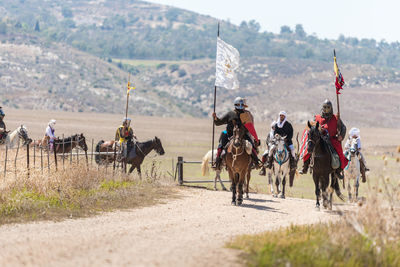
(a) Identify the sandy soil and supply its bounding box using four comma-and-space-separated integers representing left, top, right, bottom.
0, 188, 349, 267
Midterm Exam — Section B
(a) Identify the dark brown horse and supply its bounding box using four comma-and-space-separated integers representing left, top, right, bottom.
54, 134, 88, 154
31, 133, 87, 153
95, 137, 165, 177
307, 121, 344, 210
225, 123, 252, 206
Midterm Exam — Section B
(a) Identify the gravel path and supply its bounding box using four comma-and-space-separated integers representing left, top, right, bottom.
0, 188, 346, 267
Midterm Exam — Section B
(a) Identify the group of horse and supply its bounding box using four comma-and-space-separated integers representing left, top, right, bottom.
1, 125, 165, 177
202, 121, 363, 209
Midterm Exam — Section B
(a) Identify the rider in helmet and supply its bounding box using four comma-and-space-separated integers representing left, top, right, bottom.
264, 111, 296, 171
44, 119, 57, 151
0, 107, 6, 142
344, 127, 369, 182
299, 99, 348, 179
115, 118, 137, 159
212, 97, 261, 169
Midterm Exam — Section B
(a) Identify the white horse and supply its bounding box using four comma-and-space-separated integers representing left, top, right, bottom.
269, 134, 290, 198
201, 149, 227, 191
344, 138, 361, 202
3, 125, 31, 149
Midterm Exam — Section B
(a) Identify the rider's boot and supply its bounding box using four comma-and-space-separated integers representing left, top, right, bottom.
212, 147, 223, 170
335, 168, 344, 180
251, 148, 262, 169
266, 155, 274, 169
360, 159, 367, 183
259, 155, 267, 175
289, 154, 297, 170
299, 158, 310, 174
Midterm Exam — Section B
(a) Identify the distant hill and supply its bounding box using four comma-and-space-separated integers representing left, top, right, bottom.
0, 0, 399, 128
1, 0, 400, 68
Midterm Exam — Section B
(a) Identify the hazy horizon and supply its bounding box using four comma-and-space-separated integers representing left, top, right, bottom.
149, 0, 399, 43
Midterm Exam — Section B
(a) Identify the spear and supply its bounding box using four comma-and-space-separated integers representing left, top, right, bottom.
211, 22, 220, 165
125, 73, 136, 119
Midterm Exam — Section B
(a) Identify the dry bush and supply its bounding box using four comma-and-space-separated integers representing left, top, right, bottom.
397, 145, 400, 153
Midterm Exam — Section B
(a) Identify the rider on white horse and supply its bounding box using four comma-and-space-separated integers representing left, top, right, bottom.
344, 127, 369, 182
44, 119, 57, 151
265, 111, 296, 170
259, 121, 276, 175
0, 106, 6, 142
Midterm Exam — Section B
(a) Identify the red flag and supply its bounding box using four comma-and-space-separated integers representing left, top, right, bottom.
334, 52, 345, 95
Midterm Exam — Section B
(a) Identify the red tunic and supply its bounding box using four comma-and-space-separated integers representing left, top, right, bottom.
314, 114, 348, 169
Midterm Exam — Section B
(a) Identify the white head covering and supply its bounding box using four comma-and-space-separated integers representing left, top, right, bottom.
49, 119, 56, 129
349, 127, 360, 137
270, 121, 276, 128
276, 111, 287, 128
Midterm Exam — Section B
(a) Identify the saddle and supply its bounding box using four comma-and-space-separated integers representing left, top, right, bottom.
321, 135, 340, 169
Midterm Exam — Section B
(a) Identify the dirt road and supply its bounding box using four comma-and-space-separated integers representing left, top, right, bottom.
0, 188, 346, 267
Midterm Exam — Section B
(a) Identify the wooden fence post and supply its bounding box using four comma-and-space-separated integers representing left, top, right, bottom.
70, 136, 73, 165
113, 145, 117, 173
53, 140, 58, 172
27, 143, 30, 178
40, 146, 43, 175
4, 146, 8, 179
105, 146, 109, 174
14, 141, 20, 178
178, 156, 183, 185
91, 139, 94, 166
33, 141, 36, 168
47, 144, 50, 174
62, 134, 65, 170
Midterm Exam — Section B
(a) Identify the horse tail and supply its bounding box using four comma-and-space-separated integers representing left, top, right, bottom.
95, 140, 105, 164
201, 150, 214, 176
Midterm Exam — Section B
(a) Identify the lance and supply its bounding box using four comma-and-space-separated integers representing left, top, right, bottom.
211, 22, 220, 165
334, 49, 341, 120
125, 73, 136, 119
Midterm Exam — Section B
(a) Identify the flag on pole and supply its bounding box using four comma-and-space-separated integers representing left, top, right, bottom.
127, 81, 136, 95
334, 51, 345, 95
215, 37, 240, 90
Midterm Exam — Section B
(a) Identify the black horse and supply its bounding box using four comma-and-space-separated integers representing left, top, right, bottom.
307, 121, 344, 210
125, 137, 165, 176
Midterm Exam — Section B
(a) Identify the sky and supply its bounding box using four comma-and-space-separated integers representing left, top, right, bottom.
148, 0, 399, 43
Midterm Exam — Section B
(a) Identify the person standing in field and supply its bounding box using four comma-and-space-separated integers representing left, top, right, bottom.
43, 119, 57, 151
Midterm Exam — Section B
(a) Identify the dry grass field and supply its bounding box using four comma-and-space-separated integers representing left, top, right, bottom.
3, 108, 400, 200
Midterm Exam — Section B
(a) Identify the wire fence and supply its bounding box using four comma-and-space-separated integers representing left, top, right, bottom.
0, 138, 120, 180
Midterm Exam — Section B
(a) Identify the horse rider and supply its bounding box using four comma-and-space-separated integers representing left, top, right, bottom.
264, 111, 296, 170
259, 121, 276, 175
212, 97, 261, 170
115, 118, 137, 160
345, 127, 369, 183
43, 119, 57, 151
0, 106, 6, 142
299, 99, 348, 179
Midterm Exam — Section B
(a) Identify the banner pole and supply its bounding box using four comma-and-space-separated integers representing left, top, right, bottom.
211, 22, 220, 165
125, 73, 131, 119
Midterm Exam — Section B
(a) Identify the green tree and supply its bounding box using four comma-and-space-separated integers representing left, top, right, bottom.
280, 25, 292, 35
295, 24, 306, 38
34, 20, 40, 32
62, 7, 73, 18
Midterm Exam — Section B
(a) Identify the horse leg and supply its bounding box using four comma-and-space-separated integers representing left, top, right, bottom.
273, 174, 279, 198
281, 174, 286, 199
321, 175, 330, 209
137, 165, 142, 180
268, 171, 274, 195
228, 169, 236, 205
347, 176, 352, 202
128, 165, 135, 174
355, 172, 360, 201
245, 170, 250, 199
314, 175, 320, 210
237, 176, 244, 206
217, 170, 227, 191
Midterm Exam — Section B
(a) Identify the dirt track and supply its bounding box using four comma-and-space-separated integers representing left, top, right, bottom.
0, 188, 347, 267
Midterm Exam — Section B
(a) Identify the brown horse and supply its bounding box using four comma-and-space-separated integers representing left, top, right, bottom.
95, 140, 116, 164
225, 123, 252, 206
31, 134, 87, 154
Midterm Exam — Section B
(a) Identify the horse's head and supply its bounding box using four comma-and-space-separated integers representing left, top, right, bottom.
349, 137, 358, 155
232, 121, 245, 148
77, 133, 88, 151
18, 125, 32, 145
307, 120, 321, 154
154, 136, 165, 155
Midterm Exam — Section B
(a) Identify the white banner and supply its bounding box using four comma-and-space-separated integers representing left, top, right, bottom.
215, 37, 240, 90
